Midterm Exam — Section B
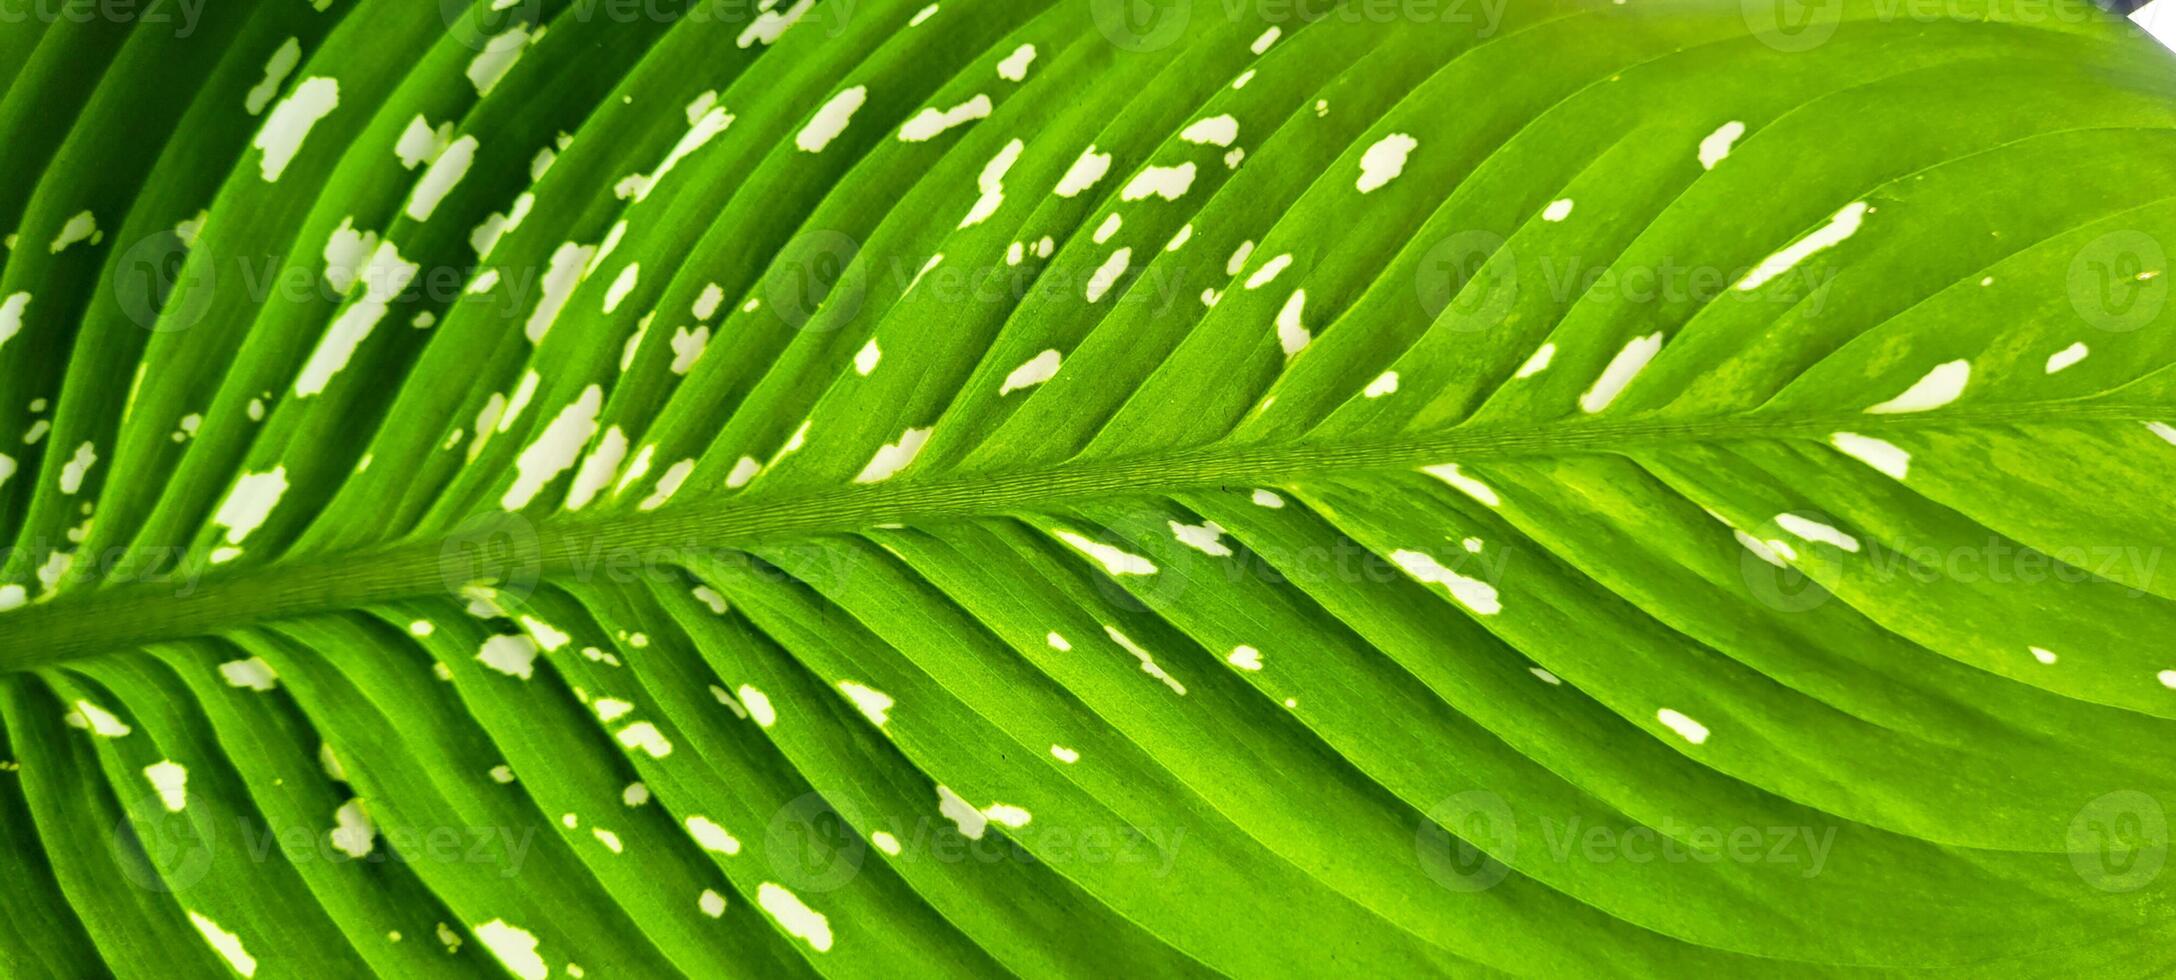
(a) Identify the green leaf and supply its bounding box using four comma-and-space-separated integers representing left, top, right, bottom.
4, 0, 2176, 975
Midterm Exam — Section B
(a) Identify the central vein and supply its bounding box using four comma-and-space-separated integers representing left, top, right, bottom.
0, 404, 2157, 669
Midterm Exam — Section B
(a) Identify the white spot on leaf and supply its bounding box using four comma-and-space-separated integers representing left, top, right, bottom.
797, 86, 866, 153
1275, 289, 1309, 356
1086, 247, 1131, 303
838, 681, 894, 727
738, 685, 776, 728
1120, 163, 1196, 202
59, 441, 97, 494
218, 657, 279, 692
1657, 708, 1709, 745
1000, 350, 1061, 395
1054, 147, 1112, 197
144, 760, 189, 812
330, 798, 376, 857
1421, 463, 1500, 507
254, 77, 338, 181
1356, 134, 1417, 193
473, 920, 547, 980
2045, 342, 2088, 374
406, 135, 478, 221
1865, 360, 1969, 414
188, 912, 258, 978
1056, 531, 1157, 575
1390, 549, 1501, 615
466, 27, 531, 96
854, 428, 931, 484
1776, 513, 1861, 553
1514, 343, 1555, 379
503, 386, 603, 510
898, 95, 991, 142
960, 139, 1023, 228
476, 636, 539, 679
69, 700, 131, 737
1579, 332, 1662, 414
996, 43, 1036, 81
1179, 115, 1239, 147
244, 38, 301, 116
758, 883, 833, 952
0, 293, 27, 353
1698, 120, 1745, 170
616, 721, 673, 759
212, 467, 288, 545
1169, 520, 1231, 556
297, 242, 420, 397
1737, 201, 1868, 291
1828, 432, 1909, 480
686, 815, 743, 855
1105, 627, 1186, 694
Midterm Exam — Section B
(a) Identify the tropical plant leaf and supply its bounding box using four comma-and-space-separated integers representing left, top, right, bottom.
3, 0, 2175, 975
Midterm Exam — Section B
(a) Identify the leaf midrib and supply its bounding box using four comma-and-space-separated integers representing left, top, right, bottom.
2, 402, 2158, 670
